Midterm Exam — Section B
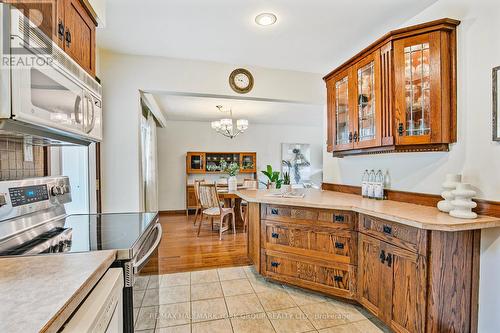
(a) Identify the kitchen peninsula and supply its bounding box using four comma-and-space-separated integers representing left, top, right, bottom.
237, 188, 500, 333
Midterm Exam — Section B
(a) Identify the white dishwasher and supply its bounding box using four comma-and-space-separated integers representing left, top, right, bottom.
62, 268, 124, 333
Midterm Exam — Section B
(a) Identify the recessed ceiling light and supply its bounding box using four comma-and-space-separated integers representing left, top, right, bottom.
255, 13, 277, 26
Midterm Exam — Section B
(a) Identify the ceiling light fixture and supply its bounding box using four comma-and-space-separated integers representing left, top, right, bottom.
255, 13, 277, 26
211, 105, 248, 139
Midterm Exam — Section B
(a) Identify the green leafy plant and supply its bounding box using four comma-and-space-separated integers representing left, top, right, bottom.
219, 160, 240, 177
282, 172, 291, 185
261, 165, 282, 189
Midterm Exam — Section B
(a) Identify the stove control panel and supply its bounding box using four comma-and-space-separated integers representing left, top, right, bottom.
9, 185, 50, 207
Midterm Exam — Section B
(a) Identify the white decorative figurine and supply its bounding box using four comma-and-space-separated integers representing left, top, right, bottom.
437, 174, 462, 213
450, 183, 478, 219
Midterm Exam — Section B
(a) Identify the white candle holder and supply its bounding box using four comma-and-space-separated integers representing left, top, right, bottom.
437, 174, 461, 213
450, 183, 478, 219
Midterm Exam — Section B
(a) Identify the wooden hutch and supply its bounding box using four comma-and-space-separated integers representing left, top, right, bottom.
185, 152, 257, 212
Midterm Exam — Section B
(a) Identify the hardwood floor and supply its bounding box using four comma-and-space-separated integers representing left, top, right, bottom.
157, 213, 250, 274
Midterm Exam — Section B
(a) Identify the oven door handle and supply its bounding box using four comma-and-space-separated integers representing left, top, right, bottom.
133, 223, 162, 273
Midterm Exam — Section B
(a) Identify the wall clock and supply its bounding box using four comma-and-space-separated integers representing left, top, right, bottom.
229, 68, 254, 94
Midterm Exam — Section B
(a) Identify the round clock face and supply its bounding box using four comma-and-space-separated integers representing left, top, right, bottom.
229, 68, 254, 94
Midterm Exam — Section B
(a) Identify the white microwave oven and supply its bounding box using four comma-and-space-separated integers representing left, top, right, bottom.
0, 4, 102, 145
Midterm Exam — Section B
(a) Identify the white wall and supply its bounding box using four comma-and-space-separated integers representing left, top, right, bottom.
99, 50, 324, 213
157, 120, 323, 211
322, 0, 500, 330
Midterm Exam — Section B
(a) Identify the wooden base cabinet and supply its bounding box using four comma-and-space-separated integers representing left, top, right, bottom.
249, 204, 480, 333
358, 233, 427, 333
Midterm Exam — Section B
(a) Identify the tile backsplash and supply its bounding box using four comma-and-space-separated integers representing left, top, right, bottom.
0, 139, 45, 181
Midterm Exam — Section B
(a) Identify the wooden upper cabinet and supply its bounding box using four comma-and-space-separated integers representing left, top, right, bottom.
324, 19, 459, 156
394, 31, 454, 145
63, 0, 96, 75
6, 0, 97, 76
186, 152, 205, 174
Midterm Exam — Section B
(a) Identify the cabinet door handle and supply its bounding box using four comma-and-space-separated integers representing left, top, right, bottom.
348, 132, 353, 143
271, 232, 279, 239
270, 261, 280, 268
383, 225, 392, 235
380, 250, 386, 264
65, 29, 72, 47
333, 275, 343, 282
271, 208, 279, 215
58, 20, 64, 40
386, 253, 392, 267
333, 214, 345, 222
335, 242, 344, 249
398, 123, 404, 136
353, 131, 358, 142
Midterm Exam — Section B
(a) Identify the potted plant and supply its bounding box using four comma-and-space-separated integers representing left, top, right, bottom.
261, 165, 282, 189
220, 160, 240, 191
281, 172, 292, 194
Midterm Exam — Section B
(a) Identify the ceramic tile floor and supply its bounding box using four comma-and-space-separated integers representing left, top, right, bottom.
133, 265, 390, 333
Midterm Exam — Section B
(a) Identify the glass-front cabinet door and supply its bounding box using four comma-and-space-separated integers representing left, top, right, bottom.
240, 153, 256, 173
332, 68, 355, 151
354, 50, 382, 148
394, 32, 442, 145
186, 152, 205, 173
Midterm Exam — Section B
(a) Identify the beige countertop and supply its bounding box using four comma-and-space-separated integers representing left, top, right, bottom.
236, 188, 500, 231
0, 250, 116, 333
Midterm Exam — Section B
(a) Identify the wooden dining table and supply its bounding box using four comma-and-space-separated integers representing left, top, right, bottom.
217, 187, 248, 228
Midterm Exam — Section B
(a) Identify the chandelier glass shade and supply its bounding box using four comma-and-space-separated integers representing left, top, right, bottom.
211, 106, 248, 139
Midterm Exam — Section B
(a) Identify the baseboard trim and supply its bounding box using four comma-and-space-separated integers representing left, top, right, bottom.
321, 183, 500, 218
159, 210, 187, 216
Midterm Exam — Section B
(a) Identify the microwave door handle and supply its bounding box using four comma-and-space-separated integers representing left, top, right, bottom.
85, 93, 95, 133
74, 94, 83, 125
133, 223, 162, 273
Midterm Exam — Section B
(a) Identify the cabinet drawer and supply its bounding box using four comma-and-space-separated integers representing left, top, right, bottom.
263, 204, 355, 230
359, 214, 427, 254
264, 221, 357, 264
264, 250, 356, 299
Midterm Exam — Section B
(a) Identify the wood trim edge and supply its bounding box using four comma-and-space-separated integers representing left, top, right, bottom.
159, 210, 187, 216
322, 183, 500, 218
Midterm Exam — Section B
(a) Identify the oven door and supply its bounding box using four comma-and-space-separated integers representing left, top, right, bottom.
126, 222, 162, 333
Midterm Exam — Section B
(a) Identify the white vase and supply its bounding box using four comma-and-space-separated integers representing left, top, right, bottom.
228, 176, 237, 192
280, 185, 292, 194
449, 183, 478, 219
437, 174, 462, 213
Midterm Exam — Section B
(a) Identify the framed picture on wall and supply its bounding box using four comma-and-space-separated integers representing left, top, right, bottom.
493, 66, 500, 141
281, 143, 311, 185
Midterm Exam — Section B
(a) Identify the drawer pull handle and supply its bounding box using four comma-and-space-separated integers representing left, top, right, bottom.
334, 214, 345, 222
335, 242, 344, 249
271, 208, 279, 215
380, 250, 386, 264
333, 275, 343, 282
271, 232, 279, 239
386, 253, 392, 267
271, 261, 280, 268
383, 225, 392, 235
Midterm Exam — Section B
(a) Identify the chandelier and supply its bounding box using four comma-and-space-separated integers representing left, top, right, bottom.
210, 105, 249, 139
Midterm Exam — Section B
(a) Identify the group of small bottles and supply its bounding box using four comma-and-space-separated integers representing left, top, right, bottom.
361, 169, 387, 200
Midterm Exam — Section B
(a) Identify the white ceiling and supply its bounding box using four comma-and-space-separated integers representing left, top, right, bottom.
153, 93, 323, 126
97, 0, 436, 74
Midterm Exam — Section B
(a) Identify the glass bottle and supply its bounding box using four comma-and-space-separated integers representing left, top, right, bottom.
375, 170, 385, 200
367, 170, 376, 199
361, 170, 369, 198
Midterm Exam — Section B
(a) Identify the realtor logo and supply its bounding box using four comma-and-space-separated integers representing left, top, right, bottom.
2, 1, 54, 67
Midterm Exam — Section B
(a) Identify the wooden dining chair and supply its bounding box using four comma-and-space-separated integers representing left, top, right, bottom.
197, 183, 235, 240
241, 180, 258, 232
192, 179, 205, 226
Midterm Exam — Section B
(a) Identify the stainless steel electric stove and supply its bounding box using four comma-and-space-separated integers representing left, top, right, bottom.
0, 176, 162, 333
